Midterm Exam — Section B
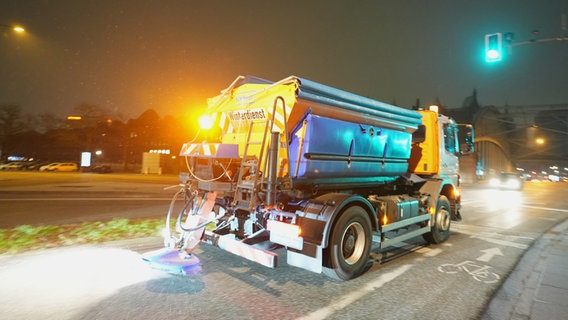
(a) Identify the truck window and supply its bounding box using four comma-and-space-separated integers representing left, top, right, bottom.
443, 124, 458, 155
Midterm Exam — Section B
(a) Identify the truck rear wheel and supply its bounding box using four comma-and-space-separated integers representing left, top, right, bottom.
423, 195, 451, 244
323, 206, 372, 281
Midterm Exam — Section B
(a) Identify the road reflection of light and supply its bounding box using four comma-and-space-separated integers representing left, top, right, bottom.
479, 188, 524, 228
0, 246, 166, 320
479, 188, 523, 209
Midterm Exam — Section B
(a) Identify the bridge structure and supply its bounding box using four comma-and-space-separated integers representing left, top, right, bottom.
473, 103, 567, 180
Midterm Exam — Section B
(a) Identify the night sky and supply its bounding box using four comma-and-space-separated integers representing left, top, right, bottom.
1, 0, 567, 120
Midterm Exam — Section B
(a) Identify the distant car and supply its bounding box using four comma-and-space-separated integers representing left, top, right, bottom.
0, 162, 24, 170
25, 161, 51, 171
91, 165, 112, 173
490, 172, 524, 190
39, 162, 61, 171
41, 162, 78, 172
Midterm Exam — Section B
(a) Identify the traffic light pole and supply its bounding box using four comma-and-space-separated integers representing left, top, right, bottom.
511, 36, 568, 47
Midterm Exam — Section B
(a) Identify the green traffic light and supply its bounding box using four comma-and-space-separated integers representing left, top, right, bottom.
486, 49, 501, 61
485, 33, 503, 62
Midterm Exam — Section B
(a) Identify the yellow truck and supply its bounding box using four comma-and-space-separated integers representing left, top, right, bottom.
144, 75, 474, 280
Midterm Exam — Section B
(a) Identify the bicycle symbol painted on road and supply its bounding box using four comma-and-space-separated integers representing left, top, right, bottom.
438, 261, 500, 284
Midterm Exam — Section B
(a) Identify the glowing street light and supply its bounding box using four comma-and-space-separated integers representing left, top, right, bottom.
1, 24, 26, 33
535, 138, 545, 145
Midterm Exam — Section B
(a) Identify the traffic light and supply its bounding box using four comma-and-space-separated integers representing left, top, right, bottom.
485, 33, 503, 62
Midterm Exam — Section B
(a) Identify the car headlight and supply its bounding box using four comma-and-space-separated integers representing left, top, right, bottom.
506, 179, 521, 189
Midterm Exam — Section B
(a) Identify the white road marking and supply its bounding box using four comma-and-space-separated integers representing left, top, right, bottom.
476, 247, 504, 262
296, 264, 413, 320
451, 225, 531, 249
520, 205, 568, 213
470, 236, 528, 249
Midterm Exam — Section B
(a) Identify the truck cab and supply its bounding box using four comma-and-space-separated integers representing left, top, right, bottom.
410, 108, 471, 220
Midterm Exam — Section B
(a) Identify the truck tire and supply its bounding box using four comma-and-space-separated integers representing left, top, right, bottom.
323, 205, 372, 281
423, 195, 451, 244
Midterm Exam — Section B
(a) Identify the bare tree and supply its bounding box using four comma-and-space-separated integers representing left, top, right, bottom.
37, 113, 65, 133
0, 104, 28, 160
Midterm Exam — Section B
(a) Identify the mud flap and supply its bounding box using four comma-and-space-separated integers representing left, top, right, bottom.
287, 247, 323, 274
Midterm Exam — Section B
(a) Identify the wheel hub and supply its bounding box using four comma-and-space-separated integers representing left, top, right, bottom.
341, 223, 365, 265
343, 232, 355, 255
439, 208, 450, 231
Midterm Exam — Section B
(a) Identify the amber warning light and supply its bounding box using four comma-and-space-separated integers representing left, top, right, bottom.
267, 220, 303, 250
198, 115, 214, 130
